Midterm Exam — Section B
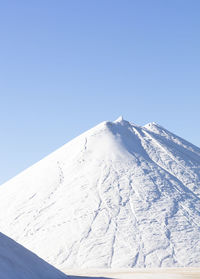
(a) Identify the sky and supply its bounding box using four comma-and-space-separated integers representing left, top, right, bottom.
0, 0, 200, 184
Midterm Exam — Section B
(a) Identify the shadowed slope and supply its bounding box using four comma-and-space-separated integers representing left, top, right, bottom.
0, 232, 67, 279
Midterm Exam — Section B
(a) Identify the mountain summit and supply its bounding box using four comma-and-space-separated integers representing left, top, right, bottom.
0, 118, 200, 269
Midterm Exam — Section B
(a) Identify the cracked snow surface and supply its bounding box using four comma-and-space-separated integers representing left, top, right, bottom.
0, 118, 200, 269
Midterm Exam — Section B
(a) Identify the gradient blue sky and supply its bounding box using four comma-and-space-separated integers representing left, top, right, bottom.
0, 0, 200, 184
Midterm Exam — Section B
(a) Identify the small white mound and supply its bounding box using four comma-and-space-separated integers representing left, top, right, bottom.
115, 116, 124, 122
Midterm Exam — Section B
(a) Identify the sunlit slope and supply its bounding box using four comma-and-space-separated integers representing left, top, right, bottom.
0, 117, 200, 269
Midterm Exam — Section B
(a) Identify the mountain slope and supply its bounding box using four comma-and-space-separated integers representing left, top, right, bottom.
0, 118, 200, 269
0, 232, 67, 279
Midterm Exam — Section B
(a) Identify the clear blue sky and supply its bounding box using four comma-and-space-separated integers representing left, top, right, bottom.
0, 0, 200, 184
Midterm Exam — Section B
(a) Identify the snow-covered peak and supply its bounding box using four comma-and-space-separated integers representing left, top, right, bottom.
112, 116, 135, 129
0, 118, 200, 270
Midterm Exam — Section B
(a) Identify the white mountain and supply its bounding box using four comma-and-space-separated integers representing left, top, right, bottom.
0, 118, 200, 269
0, 232, 67, 279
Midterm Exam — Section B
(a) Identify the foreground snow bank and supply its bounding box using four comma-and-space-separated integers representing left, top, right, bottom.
0, 232, 67, 279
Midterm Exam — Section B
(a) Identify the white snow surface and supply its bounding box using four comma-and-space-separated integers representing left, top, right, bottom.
0, 118, 200, 269
0, 232, 67, 279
